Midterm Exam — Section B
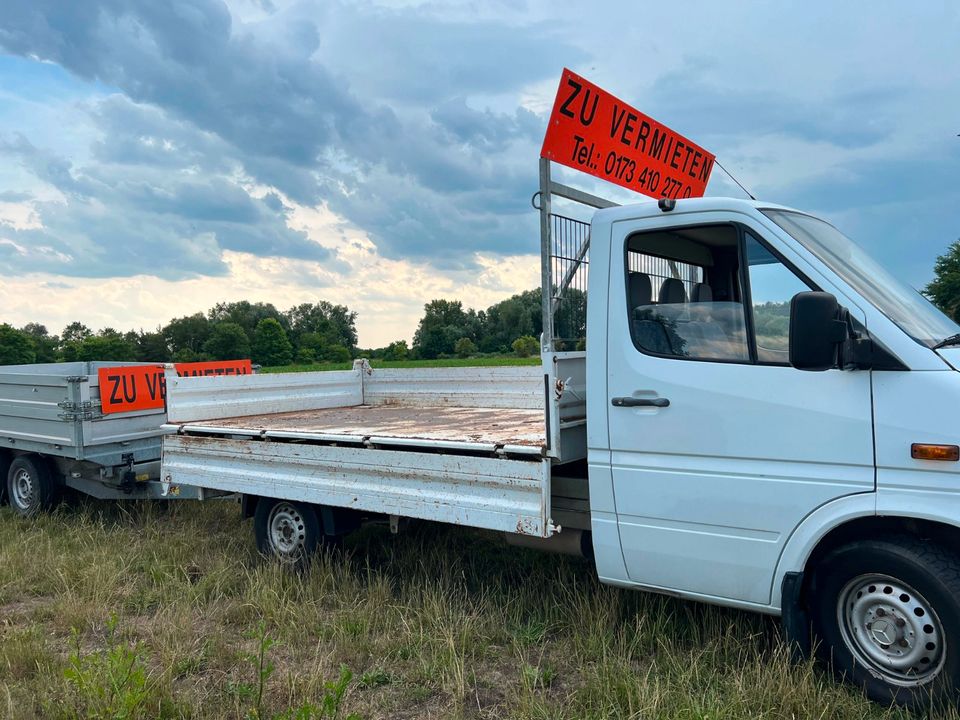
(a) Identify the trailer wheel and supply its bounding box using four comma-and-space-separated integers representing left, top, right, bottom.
810, 537, 960, 709
6, 455, 58, 517
253, 498, 322, 565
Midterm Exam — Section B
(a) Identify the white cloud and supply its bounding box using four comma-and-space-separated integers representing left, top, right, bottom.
0, 0, 958, 344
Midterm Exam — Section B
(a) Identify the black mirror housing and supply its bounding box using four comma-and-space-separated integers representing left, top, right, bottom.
789, 292, 847, 371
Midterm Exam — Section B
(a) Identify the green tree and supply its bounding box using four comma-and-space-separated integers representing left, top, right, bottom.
285, 302, 358, 352
209, 301, 287, 340
77, 329, 137, 362
0, 324, 36, 365
297, 331, 326, 359
164, 313, 211, 355
202, 322, 251, 360
21, 322, 58, 362
135, 331, 171, 362
480, 289, 541, 353
412, 299, 479, 359
59, 321, 92, 360
252, 318, 293, 366
61, 321, 92, 344
511, 335, 539, 358
924, 239, 960, 322
454, 337, 477, 357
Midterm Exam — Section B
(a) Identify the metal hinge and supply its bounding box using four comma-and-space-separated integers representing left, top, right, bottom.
65, 375, 90, 383
58, 400, 103, 422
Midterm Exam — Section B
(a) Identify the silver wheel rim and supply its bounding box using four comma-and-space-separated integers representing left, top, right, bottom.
837, 573, 946, 686
267, 502, 306, 559
10, 468, 35, 510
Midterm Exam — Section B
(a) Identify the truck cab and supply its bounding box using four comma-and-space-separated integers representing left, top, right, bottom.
585, 196, 960, 706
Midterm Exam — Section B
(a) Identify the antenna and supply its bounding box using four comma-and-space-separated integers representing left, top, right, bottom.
714, 159, 756, 201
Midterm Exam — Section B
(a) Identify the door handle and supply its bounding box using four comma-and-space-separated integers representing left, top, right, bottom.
611, 397, 670, 408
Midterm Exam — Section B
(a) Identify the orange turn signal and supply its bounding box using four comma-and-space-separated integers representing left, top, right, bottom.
911, 443, 960, 462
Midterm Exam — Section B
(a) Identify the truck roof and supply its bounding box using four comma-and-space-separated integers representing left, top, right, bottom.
592, 196, 802, 225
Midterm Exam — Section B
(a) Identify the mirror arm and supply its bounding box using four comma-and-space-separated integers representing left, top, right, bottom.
837, 309, 873, 370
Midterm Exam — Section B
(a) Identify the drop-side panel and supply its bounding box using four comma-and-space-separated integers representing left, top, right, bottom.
165, 368, 363, 423
162, 434, 554, 537
0, 371, 76, 447
363, 365, 543, 409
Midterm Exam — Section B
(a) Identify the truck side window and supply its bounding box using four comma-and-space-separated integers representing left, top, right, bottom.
744, 232, 814, 364
626, 225, 750, 362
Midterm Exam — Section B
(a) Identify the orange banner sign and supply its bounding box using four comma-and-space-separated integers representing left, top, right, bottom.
98, 359, 252, 414
540, 68, 715, 199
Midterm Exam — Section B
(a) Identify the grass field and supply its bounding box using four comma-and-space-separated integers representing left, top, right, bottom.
1, 501, 951, 719
260, 356, 541, 374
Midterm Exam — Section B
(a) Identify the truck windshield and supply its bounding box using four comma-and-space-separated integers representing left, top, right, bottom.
762, 209, 960, 348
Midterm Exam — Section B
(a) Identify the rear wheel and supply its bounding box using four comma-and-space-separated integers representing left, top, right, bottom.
253, 498, 322, 566
6, 455, 58, 517
811, 537, 960, 709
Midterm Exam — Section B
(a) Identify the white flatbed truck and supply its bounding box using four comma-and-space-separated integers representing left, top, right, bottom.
160, 180, 960, 708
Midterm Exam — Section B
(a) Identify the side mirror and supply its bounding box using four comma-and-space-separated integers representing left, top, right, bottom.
789, 292, 848, 371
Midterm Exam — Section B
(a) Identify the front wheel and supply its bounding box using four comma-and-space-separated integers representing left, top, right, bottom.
6, 455, 58, 517
811, 537, 960, 709
253, 498, 322, 566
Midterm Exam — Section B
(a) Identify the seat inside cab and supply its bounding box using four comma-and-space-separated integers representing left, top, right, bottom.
626, 225, 750, 361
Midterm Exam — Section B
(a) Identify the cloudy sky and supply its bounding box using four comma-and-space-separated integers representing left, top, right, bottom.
0, 0, 957, 347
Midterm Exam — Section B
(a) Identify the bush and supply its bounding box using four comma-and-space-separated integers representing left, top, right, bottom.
453, 337, 477, 358
295, 348, 316, 364
324, 344, 351, 363
511, 335, 539, 358
383, 340, 408, 361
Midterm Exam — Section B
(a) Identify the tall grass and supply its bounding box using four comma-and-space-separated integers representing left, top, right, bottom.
0, 501, 951, 719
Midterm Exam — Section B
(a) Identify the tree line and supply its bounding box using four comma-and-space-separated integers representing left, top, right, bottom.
0, 300, 358, 367
3, 238, 956, 369
0, 290, 550, 367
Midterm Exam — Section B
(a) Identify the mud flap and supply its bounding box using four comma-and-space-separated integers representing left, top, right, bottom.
781, 571, 811, 662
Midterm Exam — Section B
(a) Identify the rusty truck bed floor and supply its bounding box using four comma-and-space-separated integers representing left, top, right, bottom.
186, 404, 546, 448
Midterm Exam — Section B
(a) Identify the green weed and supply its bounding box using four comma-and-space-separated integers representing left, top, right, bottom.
63, 614, 151, 720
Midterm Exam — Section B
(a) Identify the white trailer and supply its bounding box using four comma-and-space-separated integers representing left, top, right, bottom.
0, 361, 209, 514
161, 188, 960, 709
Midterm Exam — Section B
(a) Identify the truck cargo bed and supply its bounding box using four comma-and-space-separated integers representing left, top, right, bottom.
161, 358, 588, 538
173, 404, 546, 450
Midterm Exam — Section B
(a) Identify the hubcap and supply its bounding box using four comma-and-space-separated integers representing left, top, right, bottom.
267, 502, 306, 559
837, 573, 945, 686
11, 468, 35, 510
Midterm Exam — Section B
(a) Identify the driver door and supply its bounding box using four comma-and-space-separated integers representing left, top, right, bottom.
606, 213, 875, 605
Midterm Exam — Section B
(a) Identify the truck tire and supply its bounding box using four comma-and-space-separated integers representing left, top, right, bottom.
810, 536, 960, 710
6, 455, 58, 517
253, 498, 322, 566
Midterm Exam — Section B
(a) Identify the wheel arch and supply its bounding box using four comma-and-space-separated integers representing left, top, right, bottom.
773, 493, 960, 609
